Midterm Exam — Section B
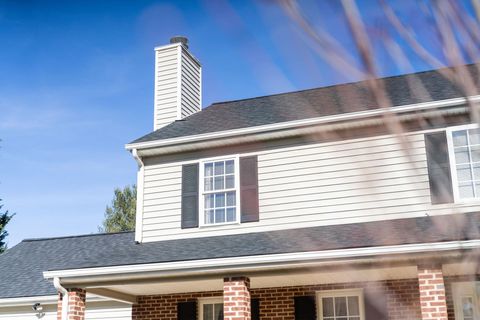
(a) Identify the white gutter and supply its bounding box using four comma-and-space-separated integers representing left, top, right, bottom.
54, 277, 68, 320
0, 295, 58, 307
125, 95, 479, 151
43, 240, 480, 282
0, 294, 108, 308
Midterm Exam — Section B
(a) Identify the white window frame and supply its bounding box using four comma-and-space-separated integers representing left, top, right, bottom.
452, 282, 480, 320
199, 154, 241, 227
316, 288, 365, 320
446, 123, 480, 203
198, 297, 224, 320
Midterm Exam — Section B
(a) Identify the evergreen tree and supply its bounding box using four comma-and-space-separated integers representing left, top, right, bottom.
99, 185, 136, 233
0, 200, 14, 253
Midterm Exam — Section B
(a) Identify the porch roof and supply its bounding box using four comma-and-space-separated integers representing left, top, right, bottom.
1, 212, 480, 299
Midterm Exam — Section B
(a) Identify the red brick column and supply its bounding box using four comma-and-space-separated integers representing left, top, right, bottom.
417, 265, 448, 320
57, 288, 86, 320
224, 276, 250, 320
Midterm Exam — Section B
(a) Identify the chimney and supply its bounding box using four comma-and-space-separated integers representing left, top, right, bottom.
153, 36, 202, 130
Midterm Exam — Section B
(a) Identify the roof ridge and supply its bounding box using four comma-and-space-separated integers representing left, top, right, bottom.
209, 63, 475, 106
22, 231, 134, 242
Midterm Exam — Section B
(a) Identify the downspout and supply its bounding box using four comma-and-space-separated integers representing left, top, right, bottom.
132, 149, 145, 243
53, 277, 68, 320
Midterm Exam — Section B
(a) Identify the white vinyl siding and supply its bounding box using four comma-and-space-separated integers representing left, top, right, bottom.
85, 301, 132, 320
0, 305, 56, 320
140, 130, 480, 242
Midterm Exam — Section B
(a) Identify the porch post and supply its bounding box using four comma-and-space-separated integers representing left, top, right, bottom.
56, 288, 86, 320
223, 276, 251, 320
417, 264, 448, 320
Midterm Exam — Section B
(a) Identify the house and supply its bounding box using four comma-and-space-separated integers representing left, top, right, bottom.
1, 36, 480, 320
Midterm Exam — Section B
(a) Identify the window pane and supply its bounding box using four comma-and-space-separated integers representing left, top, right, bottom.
226, 192, 236, 206
462, 297, 474, 317
322, 297, 334, 317
335, 297, 347, 316
347, 296, 360, 316
215, 209, 225, 223
205, 163, 214, 176
205, 178, 213, 191
473, 164, 480, 180
205, 194, 214, 209
205, 210, 214, 224
215, 193, 225, 207
214, 303, 224, 320
453, 130, 468, 146
204, 304, 213, 320
225, 175, 235, 189
225, 160, 235, 174
226, 208, 236, 222
472, 145, 480, 163
469, 128, 480, 145
459, 182, 475, 198
455, 147, 470, 164
214, 162, 224, 175
457, 165, 473, 181
214, 176, 224, 190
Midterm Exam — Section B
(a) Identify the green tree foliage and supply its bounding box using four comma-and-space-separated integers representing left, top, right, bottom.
0, 200, 14, 254
99, 185, 137, 233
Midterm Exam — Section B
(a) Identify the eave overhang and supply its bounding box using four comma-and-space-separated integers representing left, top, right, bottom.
125, 96, 478, 157
43, 239, 480, 287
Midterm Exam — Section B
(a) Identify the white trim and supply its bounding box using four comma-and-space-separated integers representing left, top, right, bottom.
199, 155, 241, 227
198, 297, 223, 320
153, 46, 159, 131
0, 295, 58, 307
0, 294, 110, 308
317, 288, 365, 320
126, 95, 478, 151
43, 239, 480, 281
446, 123, 480, 203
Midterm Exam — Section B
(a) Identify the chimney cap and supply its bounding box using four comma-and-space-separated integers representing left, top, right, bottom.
170, 36, 188, 49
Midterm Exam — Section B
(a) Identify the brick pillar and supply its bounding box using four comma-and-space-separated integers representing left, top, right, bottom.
417, 265, 448, 320
57, 288, 86, 320
224, 276, 251, 320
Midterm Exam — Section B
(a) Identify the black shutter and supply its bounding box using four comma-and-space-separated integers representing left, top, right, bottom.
364, 288, 387, 320
251, 298, 260, 320
178, 301, 197, 320
181, 163, 199, 228
425, 131, 454, 204
240, 156, 259, 223
294, 296, 316, 320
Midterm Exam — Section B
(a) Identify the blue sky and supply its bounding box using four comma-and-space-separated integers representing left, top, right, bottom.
0, 0, 475, 246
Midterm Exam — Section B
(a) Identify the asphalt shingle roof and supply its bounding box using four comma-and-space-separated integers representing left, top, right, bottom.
132, 64, 479, 144
1, 212, 479, 299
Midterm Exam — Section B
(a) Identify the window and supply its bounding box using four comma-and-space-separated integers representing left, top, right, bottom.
317, 289, 364, 320
199, 298, 223, 320
448, 126, 480, 200
452, 282, 480, 320
200, 157, 239, 225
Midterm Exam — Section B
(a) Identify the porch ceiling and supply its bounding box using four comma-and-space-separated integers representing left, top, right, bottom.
86, 264, 418, 297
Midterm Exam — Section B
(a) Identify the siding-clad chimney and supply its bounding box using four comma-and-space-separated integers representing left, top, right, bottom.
153, 36, 201, 130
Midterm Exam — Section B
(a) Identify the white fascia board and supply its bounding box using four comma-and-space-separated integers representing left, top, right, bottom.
0, 295, 58, 307
43, 240, 480, 282
0, 294, 112, 308
125, 95, 478, 151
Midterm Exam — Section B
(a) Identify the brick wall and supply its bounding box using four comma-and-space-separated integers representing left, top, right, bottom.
132, 279, 421, 320
224, 277, 250, 320
417, 266, 448, 320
